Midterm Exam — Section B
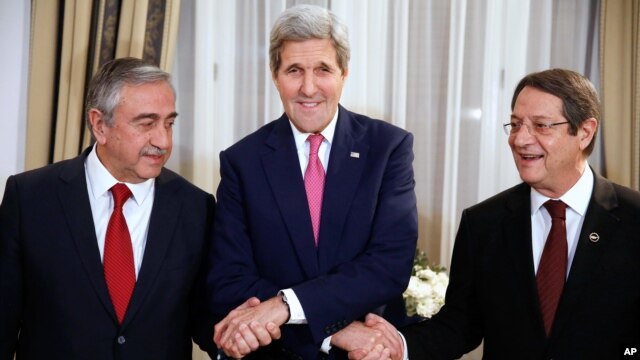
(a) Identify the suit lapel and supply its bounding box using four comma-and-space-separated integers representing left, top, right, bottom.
503, 184, 546, 340
551, 173, 618, 339
58, 148, 118, 322
317, 108, 368, 268
122, 169, 181, 328
262, 116, 320, 278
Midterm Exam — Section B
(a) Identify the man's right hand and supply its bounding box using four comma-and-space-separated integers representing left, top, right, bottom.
345, 314, 404, 360
213, 297, 283, 358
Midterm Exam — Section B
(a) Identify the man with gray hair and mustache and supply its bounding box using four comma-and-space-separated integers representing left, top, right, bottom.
0, 57, 217, 359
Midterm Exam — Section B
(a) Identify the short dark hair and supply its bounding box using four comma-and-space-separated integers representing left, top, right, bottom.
511, 68, 600, 155
85, 57, 173, 130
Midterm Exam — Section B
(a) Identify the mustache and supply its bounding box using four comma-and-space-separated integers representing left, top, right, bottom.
139, 146, 167, 156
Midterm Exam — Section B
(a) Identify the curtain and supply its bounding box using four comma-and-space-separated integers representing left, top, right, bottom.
600, 0, 640, 190
171, 1, 600, 359
173, 0, 599, 263
25, 0, 181, 169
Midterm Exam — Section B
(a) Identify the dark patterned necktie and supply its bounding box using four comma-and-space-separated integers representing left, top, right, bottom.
536, 199, 568, 336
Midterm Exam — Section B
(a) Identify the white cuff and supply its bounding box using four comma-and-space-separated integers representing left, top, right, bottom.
280, 289, 307, 324
399, 331, 409, 360
320, 335, 333, 354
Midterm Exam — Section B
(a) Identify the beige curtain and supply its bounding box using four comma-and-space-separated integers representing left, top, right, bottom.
600, 0, 640, 190
25, 0, 181, 169
25, 0, 60, 170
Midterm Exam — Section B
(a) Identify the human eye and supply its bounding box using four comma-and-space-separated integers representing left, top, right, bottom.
533, 122, 552, 134
317, 64, 334, 74
286, 67, 301, 75
140, 120, 155, 128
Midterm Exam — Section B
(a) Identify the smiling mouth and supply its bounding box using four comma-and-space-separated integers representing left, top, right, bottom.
521, 154, 543, 160
298, 101, 322, 108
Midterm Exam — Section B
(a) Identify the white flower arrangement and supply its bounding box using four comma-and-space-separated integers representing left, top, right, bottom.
403, 250, 449, 318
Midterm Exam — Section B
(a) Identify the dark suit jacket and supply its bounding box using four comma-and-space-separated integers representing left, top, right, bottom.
402, 172, 640, 360
0, 147, 217, 359
208, 106, 418, 359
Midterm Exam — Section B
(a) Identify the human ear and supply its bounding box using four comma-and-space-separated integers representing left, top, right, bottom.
578, 118, 598, 150
89, 109, 107, 144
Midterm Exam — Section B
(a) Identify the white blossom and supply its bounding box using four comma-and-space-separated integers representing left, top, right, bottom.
403, 259, 449, 318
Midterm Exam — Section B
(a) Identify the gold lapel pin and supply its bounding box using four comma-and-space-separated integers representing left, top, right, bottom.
588, 232, 600, 243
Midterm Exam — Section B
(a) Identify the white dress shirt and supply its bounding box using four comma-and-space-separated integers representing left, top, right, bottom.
530, 165, 593, 276
84, 145, 155, 278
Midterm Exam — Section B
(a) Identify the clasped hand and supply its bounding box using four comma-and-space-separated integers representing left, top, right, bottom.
214, 298, 403, 360
213, 296, 287, 358
338, 314, 404, 360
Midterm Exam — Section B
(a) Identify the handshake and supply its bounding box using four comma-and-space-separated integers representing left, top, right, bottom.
214, 296, 405, 360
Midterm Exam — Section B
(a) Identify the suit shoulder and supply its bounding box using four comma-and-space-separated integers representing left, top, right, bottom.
224, 118, 282, 155
159, 168, 213, 199
7, 157, 79, 187
347, 110, 411, 137
610, 181, 640, 215
463, 183, 529, 220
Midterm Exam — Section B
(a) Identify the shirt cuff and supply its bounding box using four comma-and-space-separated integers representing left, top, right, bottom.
280, 289, 307, 324
320, 336, 333, 354
399, 331, 409, 360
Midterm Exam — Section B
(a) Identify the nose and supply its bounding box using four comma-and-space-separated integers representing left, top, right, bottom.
300, 73, 317, 96
511, 124, 536, 147
149, 122, 172, 150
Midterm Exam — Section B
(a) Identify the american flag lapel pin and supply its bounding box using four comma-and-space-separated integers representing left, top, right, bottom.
350, 152, 360, 158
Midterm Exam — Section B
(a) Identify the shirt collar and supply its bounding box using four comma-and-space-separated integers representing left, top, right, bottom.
530, 165, 594, 216
289, 107, 338, 149
85, 144, 155, 206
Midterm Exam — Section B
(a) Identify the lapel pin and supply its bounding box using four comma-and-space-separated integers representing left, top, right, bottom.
350, 152, 360, 158
588, 232, 600, 243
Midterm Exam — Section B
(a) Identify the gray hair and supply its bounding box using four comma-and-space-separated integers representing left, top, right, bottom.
269, 4, 350, 76
85, 57, 174, 130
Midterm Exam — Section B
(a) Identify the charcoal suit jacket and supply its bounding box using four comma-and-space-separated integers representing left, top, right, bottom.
402, 172, 640, 360
0, 147, 217, 359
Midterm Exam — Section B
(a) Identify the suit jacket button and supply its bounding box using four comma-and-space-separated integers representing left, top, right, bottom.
117, 336, 126, 345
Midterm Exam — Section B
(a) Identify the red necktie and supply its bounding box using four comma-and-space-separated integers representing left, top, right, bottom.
104, 183, 136, 324
536, 199, 568, 337
304, 134, 325, 246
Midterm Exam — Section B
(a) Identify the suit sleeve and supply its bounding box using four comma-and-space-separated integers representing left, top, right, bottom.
401, 209, 483, 359
292, 132, 418, 342
0, 176, 22, 358
207, 150, 281, 320
190, 193, 218, 357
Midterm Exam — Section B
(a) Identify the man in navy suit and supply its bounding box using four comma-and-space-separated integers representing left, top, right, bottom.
0, 57, 216, 359
350, 69, 640, 360
208, 4, 418, 360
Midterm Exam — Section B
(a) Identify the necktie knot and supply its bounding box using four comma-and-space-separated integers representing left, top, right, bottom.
544, 200, 567, 220
111, 183, 132, 209
308, 134, 324, 156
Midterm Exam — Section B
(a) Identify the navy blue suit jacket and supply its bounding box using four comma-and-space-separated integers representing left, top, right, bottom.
208, 106, 418, 359
0, 147, 217, 359
402, 172, 640, 359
